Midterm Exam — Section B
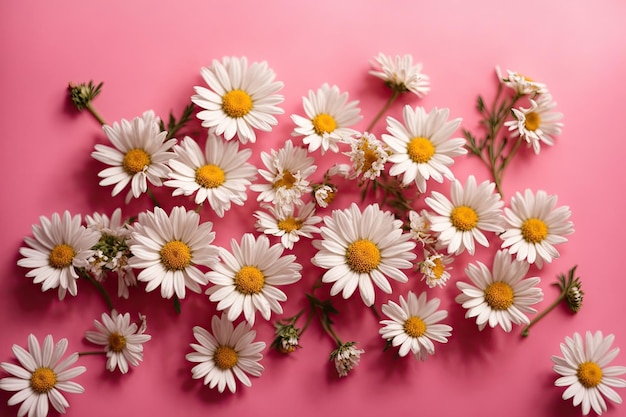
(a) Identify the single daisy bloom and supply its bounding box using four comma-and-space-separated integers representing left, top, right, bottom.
311, 203, 417, 307
164, 133, 257, 217
127, 206, 219, 299
382, 105, 467, 193
496, 66, 548, 96
500, 189, 574, 268
92, 110, 177, 203
408, 209, 436, 246
425, 175, 504, 256
186, 314, 266, 393
18, 211, 100, 300
85, 310, 152, 374
330, 342, 364, 378
291, 83, 362, 154
0, 334, 86, 417
505, 94, 563, 154
85, 208, 136, 299
192, 56, 284, 144
552, 331, 626, 416
455, 250, 544, 332
313, 184, 337, 208
206, 233, 302, 325
419, 251, 453, 288
254, 202, 321, 250
379, 291, 452, 360
250, 139, 317, 208
369, 53, 430, 97
345, 132, 389, 180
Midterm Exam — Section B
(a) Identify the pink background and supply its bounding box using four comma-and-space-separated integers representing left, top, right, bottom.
2, 1, 626, 416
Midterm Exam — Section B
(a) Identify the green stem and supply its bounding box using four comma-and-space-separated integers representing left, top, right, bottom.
78, 351, 107, 356
366, 90, 400, 132
147, 187, 160, 207
79, 269, 114, 311
521, 291, 566, 338
85, 103, 107, 126
320, 317, 343, 346
370, 305, 381, 320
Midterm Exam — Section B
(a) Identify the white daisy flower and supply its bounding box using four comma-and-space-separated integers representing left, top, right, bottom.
291, 83, 362, 154
408, 209, 436, 246
419, 251, 453, 288
496, 66, 548, 95
330, 342, 364, 378
500, 189, 574, 268
192, 56, 284, 144
0, 334, 86, 417
369, 53, 430, 97
383, 106, 467, 193
250, 139, 317, 208
186, 314, 266, 393
552, 331, 626, 416
425, 175, 504, 256
206, 234, 302, 325
254, 202, 321, 250
17, 211, 100, 300
327, 163, 352, 178
379, 291, 452, 360
311, 203, 417, 307
455, 250, 544, 332
505, 94, 563, 154
92, 110, 176, 203
345, 132, 389, 180
85, 208, 136, 299
313, 184, 337, 208
85, 310, 151, 374
127, 206, 219, 299
164, 133, 257, 217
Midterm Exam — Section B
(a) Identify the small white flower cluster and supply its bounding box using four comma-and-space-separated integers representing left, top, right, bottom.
330, 342, 365, 377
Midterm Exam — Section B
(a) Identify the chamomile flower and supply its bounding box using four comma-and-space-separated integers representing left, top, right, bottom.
127, 206, 219, 299
383, 106, 467, 193
408, 209, 436, 246
419, 251, 453, 288
165, 133, 257, 217
291, 83, 362, 154
379, 291, 452, 360
369, 53, 430, 97
345, 132, 389, 180
455, 250, 544, 332
311, 203, 416, 307
425, 175, 504, 256
505, 94, 563, 154
92, 110, 177, 203
330, 342, 364, 377
0, 334, 86, 417
250, 139, 317, 208
500, 189, 574, 268
552, 331, 626, 415
18, 211, 100, 300
496, 66, 548, 96
313, 184, 337, 208
206, 234, 302, 325
192, 56, 285, 144
254, 202, 321, 250
186, 314, 266, 393
85, 310, 151, 374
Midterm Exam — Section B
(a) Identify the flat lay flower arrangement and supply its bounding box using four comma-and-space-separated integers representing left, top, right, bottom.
1, 53, 625, 417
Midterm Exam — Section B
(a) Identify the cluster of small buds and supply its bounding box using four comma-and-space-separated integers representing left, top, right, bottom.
330, 342, 364, 377
271, 322, 301, 354
565, 281, 584, 313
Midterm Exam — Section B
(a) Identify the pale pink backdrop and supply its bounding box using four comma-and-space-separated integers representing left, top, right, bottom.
2, 1, 626, 416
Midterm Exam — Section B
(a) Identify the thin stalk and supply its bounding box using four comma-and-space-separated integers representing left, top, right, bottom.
366, 90, 400, 132
86, 103, 107, 126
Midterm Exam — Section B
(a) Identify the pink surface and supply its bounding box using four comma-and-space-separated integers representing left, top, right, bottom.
2, 1, 626, 416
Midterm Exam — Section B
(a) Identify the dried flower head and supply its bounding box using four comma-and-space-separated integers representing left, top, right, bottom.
330, 342, 364, 377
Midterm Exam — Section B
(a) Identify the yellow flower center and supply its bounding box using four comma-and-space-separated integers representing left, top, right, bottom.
484, 281, 514, 310
273, 171, 297, 189
49, 244, 75, 269
122, 148, 151, 175
108, 332, 127, 353
277, 217, 303, 233
160, 240, 192, 270
195, 164, 226, 188
312, 113, 337, 135
234, 266, 265, 295
30, 367, 57, 394
345, 239, 381, 274
525, 112, 541, 131
577, 361, 603, 388
361, 146, 379, 173
521, 218, 548, 243
213, 345, 239, 370
450, 206, 479, 231
403, 316, 427, 338
222, 89, 253, 118
431, 258, 445, 279
407, 137, 435, 163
